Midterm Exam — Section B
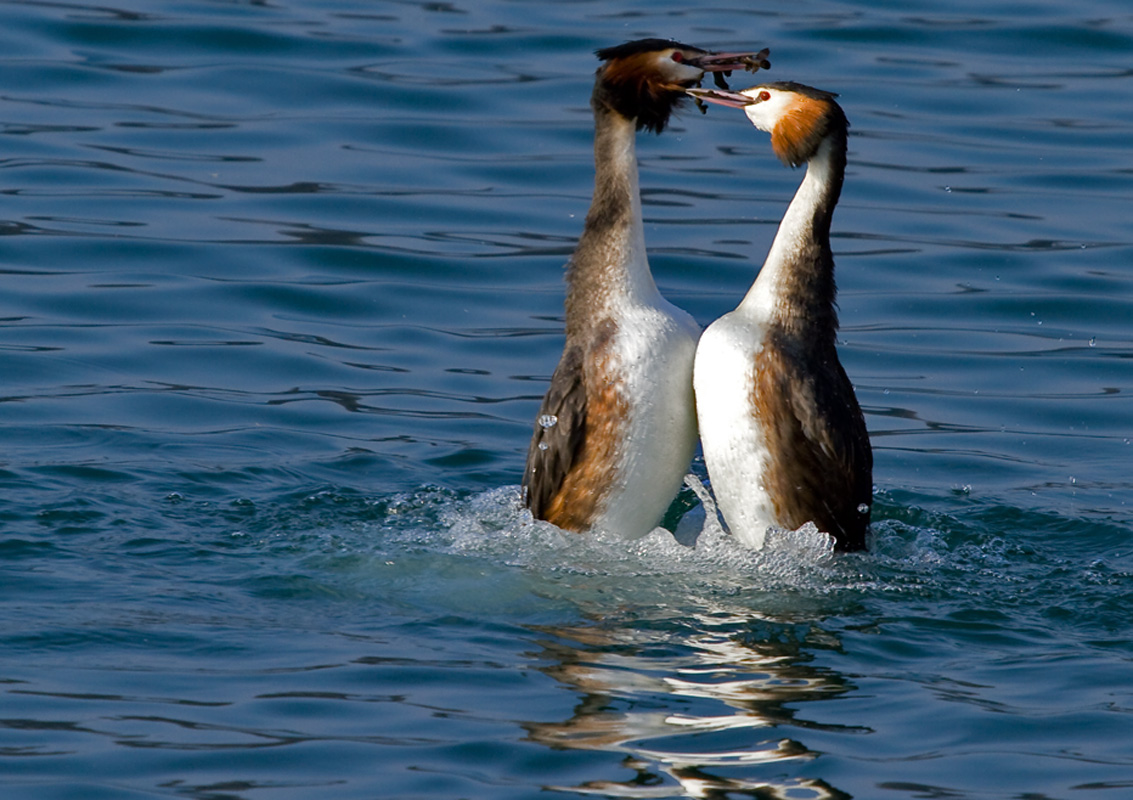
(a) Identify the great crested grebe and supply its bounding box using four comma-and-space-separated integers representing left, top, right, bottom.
687, 82, 871, 551
522, 39, 770, 538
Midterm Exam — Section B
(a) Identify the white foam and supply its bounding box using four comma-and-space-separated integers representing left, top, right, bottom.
433, 479, 847, 602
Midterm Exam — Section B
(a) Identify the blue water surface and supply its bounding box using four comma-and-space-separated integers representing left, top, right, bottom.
1, 1, 1131, 798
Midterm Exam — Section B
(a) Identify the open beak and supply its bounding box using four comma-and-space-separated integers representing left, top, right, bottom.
688, 48, 771, 74
685, 87, 756, 109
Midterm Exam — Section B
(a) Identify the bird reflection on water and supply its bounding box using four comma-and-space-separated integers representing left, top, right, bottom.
524, 608, 860, 799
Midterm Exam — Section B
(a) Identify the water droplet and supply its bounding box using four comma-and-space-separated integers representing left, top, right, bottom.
1089, 337, 1097, 347
537, 442, 549, 451
857, 503, 869, 514
538, 414, 558, 429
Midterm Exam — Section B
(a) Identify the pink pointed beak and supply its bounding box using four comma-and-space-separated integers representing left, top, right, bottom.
685, 87, 756, 108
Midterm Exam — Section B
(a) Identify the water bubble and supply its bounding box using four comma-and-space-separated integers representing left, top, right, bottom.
857, 503, 869, 514
1089, 337, 1097, 347
538, 414, 558, 429
538, 442, 549, 451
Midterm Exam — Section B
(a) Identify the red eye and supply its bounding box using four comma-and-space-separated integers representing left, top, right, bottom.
758, 90, 771, 101
671, 51, 683, 63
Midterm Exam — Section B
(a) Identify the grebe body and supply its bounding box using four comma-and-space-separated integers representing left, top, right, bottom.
522, 40, 770, 538
689, 82, 872, 551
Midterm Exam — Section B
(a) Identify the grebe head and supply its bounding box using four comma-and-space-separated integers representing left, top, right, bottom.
594, 39, 770, 134
687, 81, 846, 167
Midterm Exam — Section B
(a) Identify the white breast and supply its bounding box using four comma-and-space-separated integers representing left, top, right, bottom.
692, 312, 777, 549
593, 298, 700, 539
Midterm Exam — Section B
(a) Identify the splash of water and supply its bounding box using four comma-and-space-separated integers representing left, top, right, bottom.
434, 476, 850, 607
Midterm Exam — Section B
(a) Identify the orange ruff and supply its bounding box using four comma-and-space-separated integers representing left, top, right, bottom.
771, 95, 832, 168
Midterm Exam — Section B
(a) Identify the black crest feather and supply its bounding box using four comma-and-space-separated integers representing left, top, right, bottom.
594, 38, 704, 62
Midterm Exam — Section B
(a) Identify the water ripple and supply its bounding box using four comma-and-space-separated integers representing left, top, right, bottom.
2, 1, 1132, 798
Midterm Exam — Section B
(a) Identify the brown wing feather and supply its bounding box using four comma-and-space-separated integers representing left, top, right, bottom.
522, 345, 587, 520
754, 340, 872, 551
789, 360, 872, 550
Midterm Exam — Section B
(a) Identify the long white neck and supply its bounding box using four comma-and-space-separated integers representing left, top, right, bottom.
736, 135, 844, 339
564, 110, 663, 334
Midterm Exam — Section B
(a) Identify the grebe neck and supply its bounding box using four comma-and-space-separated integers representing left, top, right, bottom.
739, 130, 847, 344
564, 108, 662, 335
